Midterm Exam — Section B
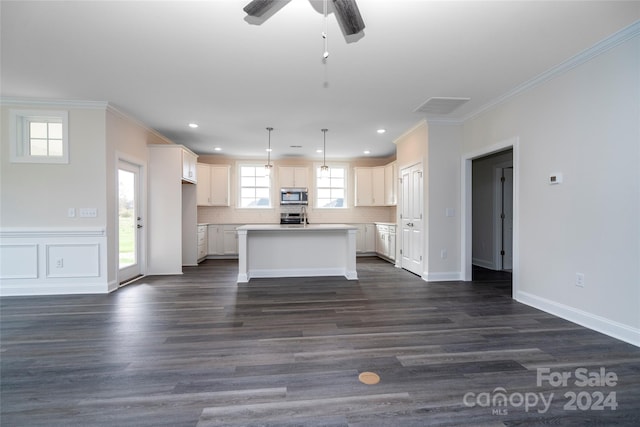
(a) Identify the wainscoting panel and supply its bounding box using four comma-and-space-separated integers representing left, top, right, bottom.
46, 244, 100, 278
0, 228, 108, 296
0, 244, 38, 279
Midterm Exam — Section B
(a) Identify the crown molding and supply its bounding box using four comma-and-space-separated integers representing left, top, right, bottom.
463, 20, 640, 122
393, 119, 427, 145
0, 97, 109, 109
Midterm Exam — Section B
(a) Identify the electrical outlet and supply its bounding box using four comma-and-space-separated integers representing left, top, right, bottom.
575, 273, 585, 288
56, 258, 64, 268
79, 208, 98, 218
441, 249, 447, 259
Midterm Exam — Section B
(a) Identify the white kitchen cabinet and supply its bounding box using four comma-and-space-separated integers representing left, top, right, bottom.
375, 223, 397, 261
205, 224, 241, 256
222, 225, 239, 255
384, 161, 397, 206
197, 225, 207, 262
354, 166, 385, 206
148, 144, 198, 274
197, 163, 230, 206
182, 149, 197, 183
279, 166, 308, 188
207, 225, 220, 255
352, 223, 376, 253
364, 223, 376, 252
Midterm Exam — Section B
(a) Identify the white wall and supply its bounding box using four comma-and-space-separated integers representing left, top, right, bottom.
462, 34, 640, 344
1, 101, 109, 295
426, 123, 463, 280
1, 104, 107, 227
1, 102, 163, 295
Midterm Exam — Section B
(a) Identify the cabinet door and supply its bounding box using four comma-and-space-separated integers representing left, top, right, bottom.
364, 224, 376, 252
293, 167, 308, 188
182, 149, 197, 183
384, 162, 397, 206
197, 164, 212, 205
207, 225, 220, 255
372, 167, 385, 206
279, 166, 308, 188
375, 225, 384, 254
197, 225, 207, 260
354, 168, 372, 206
210, 165, 230, 206
222, 226, 238, 255
388, 226, 396, 261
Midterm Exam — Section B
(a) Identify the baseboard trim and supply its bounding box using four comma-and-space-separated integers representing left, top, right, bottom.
472, 258, 495, 270
423, 272, 462, 282
516, 291, 640, 348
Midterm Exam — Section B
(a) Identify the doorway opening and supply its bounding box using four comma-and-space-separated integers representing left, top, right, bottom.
461, 138, 518, 297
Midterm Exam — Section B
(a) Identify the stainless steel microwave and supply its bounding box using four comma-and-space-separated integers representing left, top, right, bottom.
280, 188, 308, 205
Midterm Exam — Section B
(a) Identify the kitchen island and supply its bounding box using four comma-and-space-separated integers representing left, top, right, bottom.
236, 224, 358, 283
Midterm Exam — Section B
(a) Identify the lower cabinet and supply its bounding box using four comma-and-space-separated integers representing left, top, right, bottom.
375, 223, 396, 261
206, 224, 241, 257
197, 225, 207, 262
352, 224, 376, 253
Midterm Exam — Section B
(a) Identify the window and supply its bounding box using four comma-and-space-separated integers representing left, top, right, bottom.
238, 164, 272, 208
10, 109, 69, 164
316, 164, 346, 208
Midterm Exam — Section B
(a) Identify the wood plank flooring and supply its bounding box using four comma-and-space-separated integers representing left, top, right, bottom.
2, 258, 640, 426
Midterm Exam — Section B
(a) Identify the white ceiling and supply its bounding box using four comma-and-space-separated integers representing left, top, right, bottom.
2, 1, 639, 160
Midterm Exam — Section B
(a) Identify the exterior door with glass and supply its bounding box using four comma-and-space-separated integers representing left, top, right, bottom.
118, 160, 143, 284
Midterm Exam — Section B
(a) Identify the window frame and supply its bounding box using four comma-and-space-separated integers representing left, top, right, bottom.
10, 109, 69, 164
236, 162, 273, 209
314, 162, 348, 209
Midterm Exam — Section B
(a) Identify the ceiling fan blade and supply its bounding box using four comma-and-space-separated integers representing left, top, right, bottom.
332, 0, 365, 35
243, 0, 279, 17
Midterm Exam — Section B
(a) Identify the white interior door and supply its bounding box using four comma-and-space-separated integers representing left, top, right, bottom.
501, 167, 513, 270
118, 160, 143, 284
400, 164, 423, 276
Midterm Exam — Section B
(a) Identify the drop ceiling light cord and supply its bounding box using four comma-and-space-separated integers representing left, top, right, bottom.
265, 127, 273, 175
322, 0, 329, 61
321, 128, 329, 177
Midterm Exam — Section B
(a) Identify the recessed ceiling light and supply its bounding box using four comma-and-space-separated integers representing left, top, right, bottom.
266, 148, 273, 152
364, 150, 371, 155
316, 149, 323, 153
214, 147, 222, 151
188, 123, 199, 129
377, 128, 386, 134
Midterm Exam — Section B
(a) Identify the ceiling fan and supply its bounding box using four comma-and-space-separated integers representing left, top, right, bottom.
243, 0, 365, 36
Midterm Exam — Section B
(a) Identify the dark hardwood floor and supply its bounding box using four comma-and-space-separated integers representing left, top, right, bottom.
2, 258, 639, 426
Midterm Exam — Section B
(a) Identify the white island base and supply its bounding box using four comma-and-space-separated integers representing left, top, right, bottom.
236, 224, 358, 283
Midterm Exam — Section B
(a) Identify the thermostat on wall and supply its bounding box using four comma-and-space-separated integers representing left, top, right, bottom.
549, 173, 563, 185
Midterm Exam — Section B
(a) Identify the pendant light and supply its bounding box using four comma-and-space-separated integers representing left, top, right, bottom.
320, 128, 329, 177
264, 127, 273, 176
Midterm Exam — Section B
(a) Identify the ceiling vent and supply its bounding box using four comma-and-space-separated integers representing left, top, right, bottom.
414, 97, 471, 115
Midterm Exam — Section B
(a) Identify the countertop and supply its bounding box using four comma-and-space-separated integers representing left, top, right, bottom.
236, 224, 357, 231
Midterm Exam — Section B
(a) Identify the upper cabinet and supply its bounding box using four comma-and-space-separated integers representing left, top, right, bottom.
384, 161, 397, 206
279, 166, 308, 188
182, 149, 197, 183
354, 161, 397, 207
354, 166, 385, 206
197, 163, 230, 206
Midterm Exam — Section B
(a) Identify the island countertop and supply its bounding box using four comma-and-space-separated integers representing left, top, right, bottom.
236, 224, 358, 282
236, 223, 357, 231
